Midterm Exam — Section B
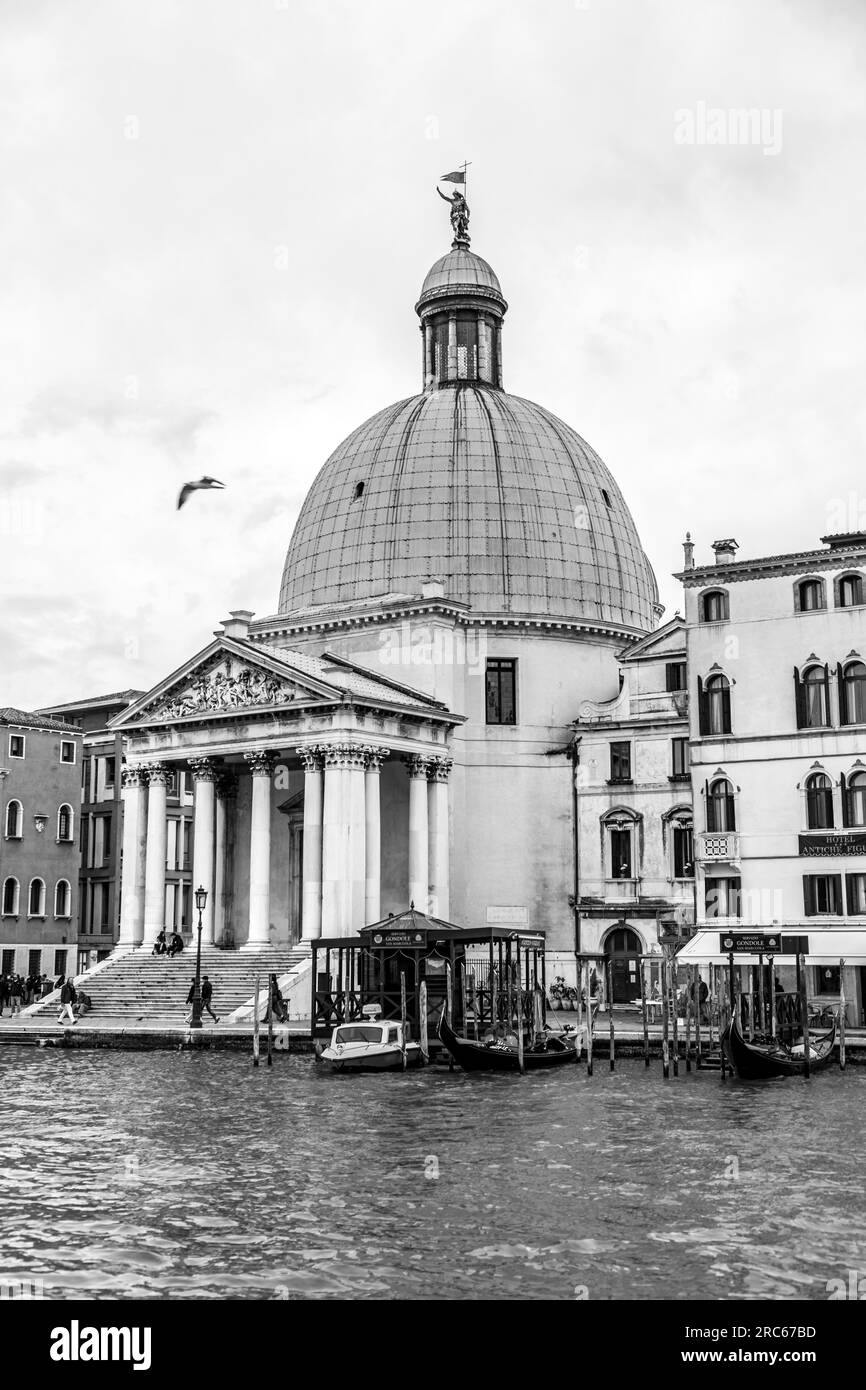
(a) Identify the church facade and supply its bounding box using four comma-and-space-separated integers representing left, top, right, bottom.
111, 216, 664, 980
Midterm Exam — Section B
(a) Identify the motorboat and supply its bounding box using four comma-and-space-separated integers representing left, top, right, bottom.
315, 1015, 421, 1072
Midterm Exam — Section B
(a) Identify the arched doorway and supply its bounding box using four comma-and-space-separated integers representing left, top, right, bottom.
604, 925, 643, 1004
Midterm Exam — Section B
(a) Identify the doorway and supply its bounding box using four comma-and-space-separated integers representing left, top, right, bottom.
604, 925, 643, 1004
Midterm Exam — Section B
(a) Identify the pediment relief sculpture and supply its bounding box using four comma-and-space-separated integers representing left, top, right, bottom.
146, 665, 299, 721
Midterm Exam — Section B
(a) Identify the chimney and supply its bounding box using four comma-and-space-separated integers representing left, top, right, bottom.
682, 532, 695, 570
221, 609, 254, 639
711, 538, 739, 565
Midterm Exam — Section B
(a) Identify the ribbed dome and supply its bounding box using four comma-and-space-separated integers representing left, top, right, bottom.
416, 248, 505, 309
278, 386, 659, 631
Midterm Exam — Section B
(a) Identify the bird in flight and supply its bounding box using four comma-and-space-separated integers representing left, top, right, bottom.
177, 476, 226, 510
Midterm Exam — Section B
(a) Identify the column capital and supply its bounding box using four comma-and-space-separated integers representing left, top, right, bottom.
122, 765, 148, 789
189, 756, 220, 783
145, 762, 172, 788
244, 749, 278, 778
426, 755, 453, 783
296, 744, 324, 774
320, 741, 367, 771
364, 746, 390, 774
403, 753, 430, 780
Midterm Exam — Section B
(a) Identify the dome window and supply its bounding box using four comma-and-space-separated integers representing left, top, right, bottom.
601, 488, 612, 507
353, 481, 365, 500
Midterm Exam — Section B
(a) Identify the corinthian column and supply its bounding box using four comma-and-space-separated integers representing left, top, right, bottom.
364, 747, 388, 924
189, 757, 218, 945
119, 766, 148, 946
321, 742, 367, 938
214, 771, 237, 947
427, 756, 452, 919
404, 755, 430, 912
244, 750, 276, 948
297, 746, 323, 945
143, 763, 170, 945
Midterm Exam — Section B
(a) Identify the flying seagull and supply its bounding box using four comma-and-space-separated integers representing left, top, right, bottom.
177, 476, 226, 510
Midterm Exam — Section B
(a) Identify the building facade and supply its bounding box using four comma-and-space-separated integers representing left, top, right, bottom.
0, 709, 83, 982
107, 221, 664, 973
678, 531, 866, 1021
39, 691, 195, 968
572, 617, 694, 995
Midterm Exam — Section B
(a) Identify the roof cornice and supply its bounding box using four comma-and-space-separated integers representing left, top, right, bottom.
675, 542, 866, 587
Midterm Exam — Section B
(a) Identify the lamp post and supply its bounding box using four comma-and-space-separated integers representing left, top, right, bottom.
189, 885, 208, 1030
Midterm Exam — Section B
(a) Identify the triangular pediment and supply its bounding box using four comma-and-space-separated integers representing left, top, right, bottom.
115, 641, 337, 727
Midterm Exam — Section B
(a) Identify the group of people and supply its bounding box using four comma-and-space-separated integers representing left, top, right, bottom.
0, 973, 57, 1013
180, 972, 288, 1026
151, 930, 184, 957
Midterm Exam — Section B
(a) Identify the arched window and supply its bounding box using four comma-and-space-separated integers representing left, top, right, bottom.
796, 577, 825, 612
2, 877, 19, 915
672, 818, 694, 878
5, 799, 22, 838
837, 573, 864, 608
54, 880, 71, 917
700, 590, 729, 623
57, 804, 73, 842
699, 673, 732, 735
602, 811, 639, 880
839, 661, 866, 725
795, 665, 830, 729
707, 777, 736, 832
805, 772, 834, 829
28, 878, 46, 917
845, 771, 866, 829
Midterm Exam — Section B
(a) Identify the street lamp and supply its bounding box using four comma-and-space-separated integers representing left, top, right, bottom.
189, 885, 208, 1030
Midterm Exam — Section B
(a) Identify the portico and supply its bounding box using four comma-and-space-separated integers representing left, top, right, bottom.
111, 630, 460, 950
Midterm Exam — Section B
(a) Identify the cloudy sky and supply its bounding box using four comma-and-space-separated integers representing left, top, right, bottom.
3, 0, 865, 709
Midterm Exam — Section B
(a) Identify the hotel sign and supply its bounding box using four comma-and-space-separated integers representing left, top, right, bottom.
719, 931, 783, 954
799, 833, 866, 857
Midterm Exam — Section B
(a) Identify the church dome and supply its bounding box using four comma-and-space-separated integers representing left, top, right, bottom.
278, 233, 659, 633
416, 248, 505, 310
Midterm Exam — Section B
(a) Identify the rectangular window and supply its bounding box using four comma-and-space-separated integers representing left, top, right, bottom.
673, 824, 694, 878
60, 740, 76, 764
665, 661, 687, 692
181, 883, 191, 929
166, 819, 178, 872
609, 742, 632, 783
104, 756, 116, 788
53, 950, 67, 977
803, 874, 843, 916
166, 769, 179, 797
816, 965, 841, 994
2, 949, 15, 975
485, 659, 517, 726
610, 827, 633, 879
846, 874, 866, 915
101, 816, 112, 865
182, 820, 192, 870
28, 949, 41, 977
705, 877, 741, 919
671, 738, 689, 779
9, 734, 25, 759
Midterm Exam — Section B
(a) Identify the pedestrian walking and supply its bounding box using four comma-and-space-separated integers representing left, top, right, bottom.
200, 975, 218, 1023
0, 975, 9, 1015
57, 977, 77, 1025
10, 975, 23, 1015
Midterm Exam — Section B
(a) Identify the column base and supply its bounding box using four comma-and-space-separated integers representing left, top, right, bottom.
240, 941, 273, 951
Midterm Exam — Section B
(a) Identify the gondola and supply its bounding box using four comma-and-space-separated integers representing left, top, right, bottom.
724, 1009, 836, 1079
437, 1011, 578, 1073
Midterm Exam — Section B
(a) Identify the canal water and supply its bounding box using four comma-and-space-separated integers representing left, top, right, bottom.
1, 1050, 864, 1301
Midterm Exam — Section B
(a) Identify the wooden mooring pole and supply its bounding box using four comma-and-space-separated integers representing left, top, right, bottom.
606, 958, 615, 1071
252, 976, 260, 1068
839, 958, 846, 1071
400, 971, 407, 1071
266, 975, 274, 1068
660, 955, 670, 1080
684, 967, 692, 1073
516, 942, 525, 1075
767, 955, 776, 1041
798, 953, 811, 1080
670, 955, 679, 1077
640, 956, 650, 1068
694, 964, 702, 1069
419, 980, 429, 1064
585, 961, 593, 1077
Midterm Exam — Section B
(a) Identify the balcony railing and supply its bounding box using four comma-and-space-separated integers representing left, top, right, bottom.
697, 831, 740, 863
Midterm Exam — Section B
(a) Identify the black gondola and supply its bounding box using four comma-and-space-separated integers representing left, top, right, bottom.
724, 1009, 836, 1079
437, 1010, 578, 1073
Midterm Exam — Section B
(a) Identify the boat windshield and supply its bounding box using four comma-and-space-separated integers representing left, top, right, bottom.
333, 1026, 383, 1045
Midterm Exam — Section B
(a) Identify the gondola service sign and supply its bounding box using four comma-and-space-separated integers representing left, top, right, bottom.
719, 931, 782, 954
